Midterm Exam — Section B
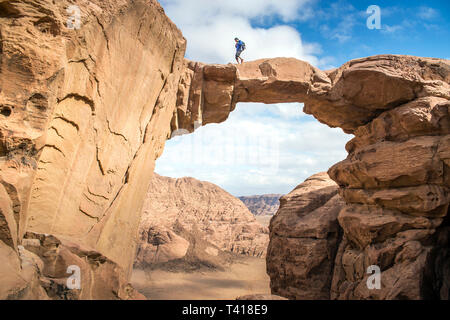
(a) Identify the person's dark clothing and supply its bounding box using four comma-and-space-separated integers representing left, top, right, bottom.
235, 40, 244, 59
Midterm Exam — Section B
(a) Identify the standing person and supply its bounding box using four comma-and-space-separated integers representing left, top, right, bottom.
234, 37, 245, 64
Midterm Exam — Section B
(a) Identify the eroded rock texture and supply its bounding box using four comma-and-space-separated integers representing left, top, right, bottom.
239, 194, 282, 216
267, 173, 344, 300
173, 57, 449, 299
135, 174, 268, 269
1, 0, 185, 299
171, 56, 449, 135
1, 0, 449, 300
325, 61, 450, 300
329, 102, 450, 300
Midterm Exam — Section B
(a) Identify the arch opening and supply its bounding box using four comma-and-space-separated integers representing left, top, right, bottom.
131, 101, 351, 300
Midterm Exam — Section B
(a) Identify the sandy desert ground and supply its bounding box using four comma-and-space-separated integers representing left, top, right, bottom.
131, 256, 271, 300
254, 216, 273, 227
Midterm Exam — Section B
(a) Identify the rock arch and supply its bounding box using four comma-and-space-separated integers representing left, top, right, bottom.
0, 0, 448, 299
171, 56, 450, 299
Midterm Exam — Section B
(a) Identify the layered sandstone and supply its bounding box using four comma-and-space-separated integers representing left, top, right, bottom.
171, 56, 449, 135
239, 194, 282, 216
267, 173, 344, 300
1, 0, 185, 298
328, 101, 450, 300
170, 56, 449, 300
1, 0, 449, 301
135, 174, 268, 269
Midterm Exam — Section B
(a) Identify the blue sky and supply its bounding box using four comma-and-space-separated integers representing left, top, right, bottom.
285, 0, 450, 66
156, 0, 449, 196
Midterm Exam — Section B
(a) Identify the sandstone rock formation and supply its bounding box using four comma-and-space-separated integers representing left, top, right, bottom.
1, 231, 145, 300
171, 56, 449, 135
170, 55, 450, 300
328, 101, 450, 300
239, 194, 282, 216
1, 0, 185, 299
1, 0, 449, 300
135, 174, 269, 269
267, 173, 344, 300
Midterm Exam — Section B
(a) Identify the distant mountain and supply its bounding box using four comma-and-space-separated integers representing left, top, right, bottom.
135, 174, 269, 270
238, 194, 283, 216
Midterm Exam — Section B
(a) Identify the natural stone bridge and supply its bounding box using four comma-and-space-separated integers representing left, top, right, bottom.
172, 55, 450, 135
171, 55, 450, 299
0, 0, 449, 299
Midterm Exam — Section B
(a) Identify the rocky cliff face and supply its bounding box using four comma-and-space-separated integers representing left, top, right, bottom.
269, 168, 449, 300
135, 174, 268, 269
0, 0, 185, 299
172, 56, 449, 299
239, 194, 282, 216
171, 56, 449, 136
329, 99, 450, 300
1, 0, 449, 300
267, 173, 344, 300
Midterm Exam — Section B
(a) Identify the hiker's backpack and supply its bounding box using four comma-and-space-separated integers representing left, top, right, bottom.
241, 41, 246, 51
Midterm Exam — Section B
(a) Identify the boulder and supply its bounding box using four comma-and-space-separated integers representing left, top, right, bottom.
266, 173, 345, 300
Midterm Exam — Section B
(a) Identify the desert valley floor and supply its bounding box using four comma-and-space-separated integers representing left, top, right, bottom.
132, 256, 270, 300
132, 215, 273, 300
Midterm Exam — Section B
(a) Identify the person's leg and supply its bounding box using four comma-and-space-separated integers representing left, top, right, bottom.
236, 49, 243, 64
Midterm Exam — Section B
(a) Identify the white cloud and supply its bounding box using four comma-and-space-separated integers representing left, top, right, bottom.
382, 24, 404, 33
160, 0, 326, 67
417, 7, 438, 20
162, 0, 314, 24
155, 1, 349, 196
156, 104, 351, 196
330, 14, 357, 43
378, 6, 442, 36
314, 3, 363, 44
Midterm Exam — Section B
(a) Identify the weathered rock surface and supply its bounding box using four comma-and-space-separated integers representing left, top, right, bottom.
328, 115, 449, 299
171, 56, 450, 135
0, 240, 48, 299
1, 0, 449, 301
23, 232, 145, 300
170, 55, 449, 300
267, 173, 345, 300
0, 231, 145, 300
1, 0, 185, 299
323, 62, 449, 299
239, 194, 282, 216
134, 174, 269, 269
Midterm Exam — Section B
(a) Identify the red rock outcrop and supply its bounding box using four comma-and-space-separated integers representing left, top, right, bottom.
266, 173, 344, 300
1, 231, 145, 299
171, 56, 449, 300
1, 0, 185, 299
328, 101, 450, 300
1, 0, 449, 300
171, 56, 449, 135
135, 174, 269, 269
239, 194, 282, 216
